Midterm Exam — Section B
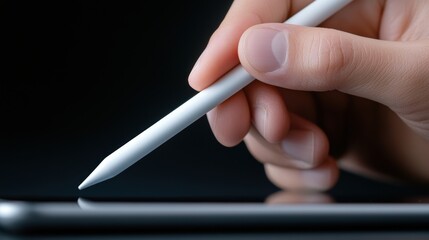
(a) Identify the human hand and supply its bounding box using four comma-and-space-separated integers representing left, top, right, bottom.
188, 0, 429, 191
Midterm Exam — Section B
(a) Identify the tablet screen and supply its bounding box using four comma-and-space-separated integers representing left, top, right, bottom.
2, 168, 429, 205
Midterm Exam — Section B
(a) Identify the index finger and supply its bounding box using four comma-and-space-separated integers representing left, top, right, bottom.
188, 0, 293, 91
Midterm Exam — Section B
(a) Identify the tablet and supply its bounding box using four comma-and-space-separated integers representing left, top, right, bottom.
2, 176, 429, 234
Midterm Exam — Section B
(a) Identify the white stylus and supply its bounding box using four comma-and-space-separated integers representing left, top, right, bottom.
79, 0, 353, 190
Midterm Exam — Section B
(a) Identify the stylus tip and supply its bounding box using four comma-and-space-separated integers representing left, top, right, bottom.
78, 159, 116, 190
78, 171, 102, 190
78, 179, 92, 190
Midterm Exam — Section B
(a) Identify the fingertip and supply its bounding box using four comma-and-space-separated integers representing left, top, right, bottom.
283, 114, 330, 167
238, 24, 288, 74
207, 91, 251, 147
188, 26, 242, 92
244, 82, 290, 143
188, 49, 210, 91
265, 157, 339, 191
187, 62, 201, 91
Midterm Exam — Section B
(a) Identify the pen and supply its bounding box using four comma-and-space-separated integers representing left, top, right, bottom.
79, 0, 354, 190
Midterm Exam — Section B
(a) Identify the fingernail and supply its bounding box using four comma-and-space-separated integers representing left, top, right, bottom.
281, 130, 314, 164
302, 169, 332, 190
243, 27, 287, 73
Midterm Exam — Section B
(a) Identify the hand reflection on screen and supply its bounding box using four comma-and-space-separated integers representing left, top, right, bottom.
265, 191, 333, 204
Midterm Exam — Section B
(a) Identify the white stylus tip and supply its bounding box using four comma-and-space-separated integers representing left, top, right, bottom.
78, 173, 102, 190
78, 178, 91, 190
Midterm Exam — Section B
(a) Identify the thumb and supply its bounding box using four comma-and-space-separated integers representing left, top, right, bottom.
238, 23, 429, 109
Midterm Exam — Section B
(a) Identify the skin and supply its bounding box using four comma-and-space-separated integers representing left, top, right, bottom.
188, 0, 429, 191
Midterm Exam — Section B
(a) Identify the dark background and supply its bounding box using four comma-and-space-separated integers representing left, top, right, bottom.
0, 0, 282, 199
1, 0, 429, 202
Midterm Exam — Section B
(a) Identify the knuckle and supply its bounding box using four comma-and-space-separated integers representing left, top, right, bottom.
392, 42, 429, 111
306, 31, 353, 89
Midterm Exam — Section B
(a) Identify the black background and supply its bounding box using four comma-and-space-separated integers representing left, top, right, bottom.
0, 1, 282, 199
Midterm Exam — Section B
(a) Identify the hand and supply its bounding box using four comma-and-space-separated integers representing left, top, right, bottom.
188, 0, 429, 191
